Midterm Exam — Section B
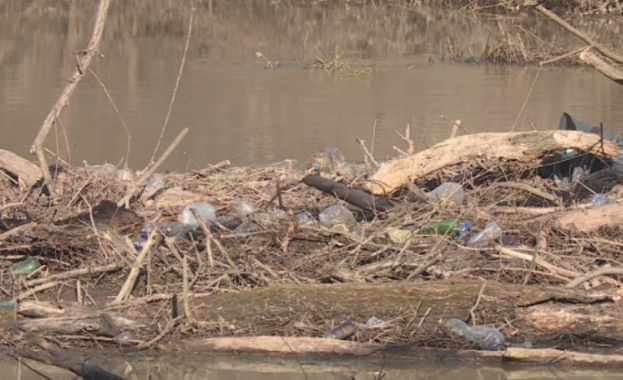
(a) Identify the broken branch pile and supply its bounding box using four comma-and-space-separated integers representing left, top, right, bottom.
2, 128, 623, 368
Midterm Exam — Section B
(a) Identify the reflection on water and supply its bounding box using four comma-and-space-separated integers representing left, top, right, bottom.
4, 354, 623, 380
1, 1, 623, 171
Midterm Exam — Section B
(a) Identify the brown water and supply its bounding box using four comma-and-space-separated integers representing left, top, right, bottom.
5, 354, 623, 380
1, 0, 623, 171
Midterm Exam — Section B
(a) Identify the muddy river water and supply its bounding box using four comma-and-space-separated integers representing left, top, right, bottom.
2, 1, 623, 378
5, 353, 623, 380
1, 1, 623, 171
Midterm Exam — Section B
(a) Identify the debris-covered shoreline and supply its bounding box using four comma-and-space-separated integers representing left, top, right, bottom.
3, 113, 623, 374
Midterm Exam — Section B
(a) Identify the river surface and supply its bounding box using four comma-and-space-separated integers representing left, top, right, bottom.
1, 0, 623, 171
5, 354, 623, 380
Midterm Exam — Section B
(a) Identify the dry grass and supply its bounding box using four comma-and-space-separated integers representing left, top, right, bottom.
307, 46, 375, 77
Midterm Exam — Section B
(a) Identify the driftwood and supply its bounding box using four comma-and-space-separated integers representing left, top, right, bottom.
548, 203, 623, 233
182, 336, 623, 367
16, 301, 147, 337
365, 130, 619, 195
192, 279, 622, 345
9, 335, 128, 380
579, 50, 623, 86
0, 150, 41, 188
30, 0, 112, 190
183, 336, 503, 361
505, 347, 623, 367
302, 175, 395, 212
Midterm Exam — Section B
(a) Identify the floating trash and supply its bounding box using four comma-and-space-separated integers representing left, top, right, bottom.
5, 258, 40, 275
429, 182, 465, 204
180, 202, 217, 226
233, 198, 256, 220
467, 221, 502, 247
319, 205, 355, 228
444, 318, 505, 351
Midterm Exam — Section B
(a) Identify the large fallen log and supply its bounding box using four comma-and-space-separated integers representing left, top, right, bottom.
580, 50, 623, 86
365, 130, 620, 195
547, 203, 623, 233
0, 149, 41, 188
191, 279, 621, 348
181, 336, 623, 367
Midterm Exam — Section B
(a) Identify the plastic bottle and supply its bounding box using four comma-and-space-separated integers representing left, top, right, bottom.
295, 211, 316, 227
319, 205, 355, 228
592, 193, 616, 206
444, 318, 505, 351
429, 183, 464, 204
467, 221, 502, 247
233, 198, 256, 220
116, 168, 133, 181
420, 219, 460, 236
180, 202, 217, 226
252, 210, 289, 227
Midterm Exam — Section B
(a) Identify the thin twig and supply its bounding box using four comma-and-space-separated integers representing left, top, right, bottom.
117, 127, 189, 208
149, 1, 196, 164
468, 281, 487, 327
566, 267, 623, 288
112, 230, 158, 303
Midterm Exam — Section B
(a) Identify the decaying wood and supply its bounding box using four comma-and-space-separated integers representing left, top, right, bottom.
551, 203, 623, 233
302, 175, 395, 212
192, 279, 618, 342
579, 50, 623, 86
0, 150, 41, 188
365, 130, 619, 195
182, 336, 503, 360
505, 347, 623, 367
10, 335, 128, 380
30, 0, 112, 190
16, 301, 147, 336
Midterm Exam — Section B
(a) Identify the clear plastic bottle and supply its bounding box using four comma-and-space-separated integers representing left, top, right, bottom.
429, 183, 464, 204
444, 318, 505, 351
467, 221, 502, 247
592, 193, 616, 206
233, 198, 256, 219
180, 202, 217, 226
318, 205, 355, 228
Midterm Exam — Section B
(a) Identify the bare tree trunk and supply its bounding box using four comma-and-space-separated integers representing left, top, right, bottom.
30, 0, 112, 192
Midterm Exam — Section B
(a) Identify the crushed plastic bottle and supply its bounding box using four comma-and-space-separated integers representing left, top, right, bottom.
142, 177, 165, 200
5, 258, 40, 275
318, 205, 355, 228
295, 211, 316, 227
467, 221, 502, 247
252, 210, 289, 227
180, 202, 217, 226
592, 193, 616, 206
444, 318, 505, 351
233, 198, 256, 220
366, 316, 383, 326
142, 221, 193, 239
429, 183, 464, 204
116, 168, 133, 181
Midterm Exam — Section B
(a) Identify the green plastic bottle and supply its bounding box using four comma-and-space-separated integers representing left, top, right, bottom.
419, 219, 459, 236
